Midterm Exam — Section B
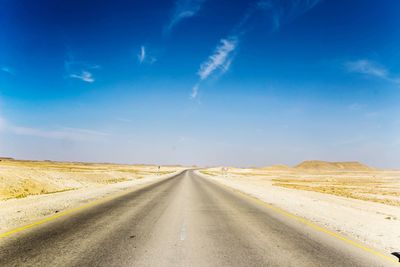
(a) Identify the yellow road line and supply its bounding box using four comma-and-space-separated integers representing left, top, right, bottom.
0, 188, 128, 239
210, 177, 400, 265
0, 172, 182, 239
1, 171, 398, 265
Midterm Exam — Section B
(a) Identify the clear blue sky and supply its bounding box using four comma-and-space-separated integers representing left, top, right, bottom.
0, 0, 399, 168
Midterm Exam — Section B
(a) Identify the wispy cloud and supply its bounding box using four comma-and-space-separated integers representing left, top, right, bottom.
69, 70, 94, 83
166, 0, 206, 33
10, 126, 108, 141
346, 60, 388, 78
348, 102, 364, 111
137, 45, 156, 65
65, 54, 99, 83
257, 0, 321, 31
190, 36, 238, 99
138, 46, 146, 64
190, 83, 199, 99
0, 118, 109, 141
198, 37, 238, 81
345, 59, 399, 84
1, 66, 15, 75
190, 0, 321, 99
116, 118, 132, 123
61, 127, 109, 137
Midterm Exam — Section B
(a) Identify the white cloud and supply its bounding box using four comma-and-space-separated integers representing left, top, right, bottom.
346, 59, 400, 85
189, 0, 322, 100
346, 60, 388, 78
257, 0, 322, 31
2, 120, 108, 141
137, 46, 156, 65
1, 66, 15, 75
69, 70, 94, 83
166, 0, 206, 33
64, 54, 98, 83
198, 37, 238, 80
138, 46, 146, 64
190, 37, 237, 99
190, 84, 199, 99
0, 114, 108, 141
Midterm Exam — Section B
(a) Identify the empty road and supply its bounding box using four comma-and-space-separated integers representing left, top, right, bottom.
0, 170, 397, 266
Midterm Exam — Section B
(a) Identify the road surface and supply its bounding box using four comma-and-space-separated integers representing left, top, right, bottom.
0, 170, 397, 266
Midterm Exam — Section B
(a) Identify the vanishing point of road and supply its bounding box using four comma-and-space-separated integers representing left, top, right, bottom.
0, 170, 398, 266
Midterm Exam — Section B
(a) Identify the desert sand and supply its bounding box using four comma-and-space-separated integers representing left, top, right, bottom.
0, 158, 181, 200
1, 158, 399, 256
198, 161, 400, 254
0, 158, 184, 232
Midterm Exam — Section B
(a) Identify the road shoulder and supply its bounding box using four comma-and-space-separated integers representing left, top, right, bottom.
195, 170, 400, 263
0, 170, 185, 236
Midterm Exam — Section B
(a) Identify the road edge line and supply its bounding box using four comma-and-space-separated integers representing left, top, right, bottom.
0, 170, 185, 239
196, 171, 400, 265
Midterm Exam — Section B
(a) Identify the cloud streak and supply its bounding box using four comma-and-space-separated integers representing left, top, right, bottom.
65, 54, 98, 83
190, 0, 321, 99
190, 36, 238, 99
69, 70, 94, 83
1, 66, 15, 75
345, 59, 388, 79
10, 126, 107, 141
257, 0, 322, 31
198, 37, 238, 81
190, 83, 199, 99
346, 59, 399, 84
346, 60, 387, 78
138, 46, 146, 64
0, 118, 109, 141
137, 45, 156, 65
166, 0, 206, 33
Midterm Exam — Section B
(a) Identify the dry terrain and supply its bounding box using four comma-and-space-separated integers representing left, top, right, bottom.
202, 161, 400, 206
199, 161, 400, 254
1, 171, 394, 267
1, 158, 399, 259
0, 158, 184, 233
0, 158, 180, 200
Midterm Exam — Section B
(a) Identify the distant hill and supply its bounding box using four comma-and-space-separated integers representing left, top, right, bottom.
295, 160, 373, 171
0, 157, 14, 161
260, 164, 292, 171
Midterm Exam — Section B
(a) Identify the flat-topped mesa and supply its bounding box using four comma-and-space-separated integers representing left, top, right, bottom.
295, 160, 374, 171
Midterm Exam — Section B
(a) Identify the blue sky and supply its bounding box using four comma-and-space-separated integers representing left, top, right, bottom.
0, 0, 399, 168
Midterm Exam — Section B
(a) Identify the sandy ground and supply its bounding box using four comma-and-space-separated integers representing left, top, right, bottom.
1, 171, 393, 267
0, 159, 181, 199
197, 163, 400, 254
0, 159, 184, 233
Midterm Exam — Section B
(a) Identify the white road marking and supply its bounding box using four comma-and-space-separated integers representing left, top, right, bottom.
180, 221, 187, 241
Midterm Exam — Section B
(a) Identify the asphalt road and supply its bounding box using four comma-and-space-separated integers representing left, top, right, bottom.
0, 170, 397, 266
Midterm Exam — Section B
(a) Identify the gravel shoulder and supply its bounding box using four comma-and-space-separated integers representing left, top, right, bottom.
0, 170, 184, 234
196, 170, 400, 255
